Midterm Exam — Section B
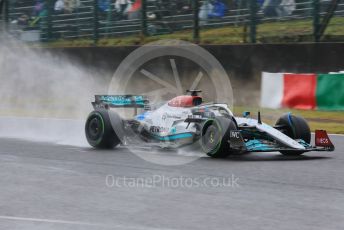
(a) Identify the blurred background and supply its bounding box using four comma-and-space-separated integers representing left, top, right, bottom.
0, 0, 343, 134
0, 0, 343, 44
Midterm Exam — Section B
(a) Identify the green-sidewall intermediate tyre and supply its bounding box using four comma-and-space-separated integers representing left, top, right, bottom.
85, 110, 121, 149
201, 116, 237, 158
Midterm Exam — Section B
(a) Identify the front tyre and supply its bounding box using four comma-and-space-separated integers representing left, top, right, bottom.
85, 110, 121, 149
275, 113, 311, 156
201, 117, 238, 158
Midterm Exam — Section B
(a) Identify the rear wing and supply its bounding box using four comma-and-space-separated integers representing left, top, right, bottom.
92, 95, 150, 110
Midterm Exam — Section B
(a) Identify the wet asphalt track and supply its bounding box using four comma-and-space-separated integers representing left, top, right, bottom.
0, 132, 343, 230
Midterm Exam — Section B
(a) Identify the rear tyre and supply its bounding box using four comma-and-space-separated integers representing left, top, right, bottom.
85, 110, 121, 149
275, 114, 311, 156
201, 116, 238, 158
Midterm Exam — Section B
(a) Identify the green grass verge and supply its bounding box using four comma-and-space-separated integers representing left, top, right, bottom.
0, 106, 343, 134
39, 17, 344, 47
233, 106, 344, 134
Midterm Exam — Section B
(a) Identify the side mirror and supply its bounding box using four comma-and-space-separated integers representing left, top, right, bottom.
243, 111, 250, 118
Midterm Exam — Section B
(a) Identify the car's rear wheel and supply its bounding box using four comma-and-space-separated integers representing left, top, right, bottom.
201, 116, 238, 158
275, 114, 311, 156
85, 110, 121, 149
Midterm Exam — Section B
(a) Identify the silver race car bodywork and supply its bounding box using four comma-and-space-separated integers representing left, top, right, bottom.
86, 92, 334, 156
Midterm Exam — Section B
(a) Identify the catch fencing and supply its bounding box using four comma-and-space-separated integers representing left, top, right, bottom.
1, 0, 344, 44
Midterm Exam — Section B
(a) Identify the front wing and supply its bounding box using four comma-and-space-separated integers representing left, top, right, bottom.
229, 130, 335, 153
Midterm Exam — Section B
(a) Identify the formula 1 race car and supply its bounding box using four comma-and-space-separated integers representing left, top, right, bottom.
85, 90, 335, 158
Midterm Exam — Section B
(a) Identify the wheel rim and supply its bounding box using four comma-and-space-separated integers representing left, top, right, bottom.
202, 124, 221, 154
87, 116, 103, 141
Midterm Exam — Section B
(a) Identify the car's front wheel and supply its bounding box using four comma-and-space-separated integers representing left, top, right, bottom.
275, 113, 311, 156
201, 116, 238, 158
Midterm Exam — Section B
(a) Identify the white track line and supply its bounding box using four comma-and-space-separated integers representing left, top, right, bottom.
0, 215, 176, 230
0, 215, 97, 226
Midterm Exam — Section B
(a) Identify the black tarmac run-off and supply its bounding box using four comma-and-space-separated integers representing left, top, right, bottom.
0, 135, 343, 230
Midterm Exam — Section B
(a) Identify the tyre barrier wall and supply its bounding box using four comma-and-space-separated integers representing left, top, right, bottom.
261, 72, 344, 110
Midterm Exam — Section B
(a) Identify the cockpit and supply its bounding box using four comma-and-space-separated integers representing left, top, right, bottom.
168, 90, 203, 107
